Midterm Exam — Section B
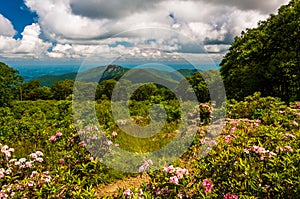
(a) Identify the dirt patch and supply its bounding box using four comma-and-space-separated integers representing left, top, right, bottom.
96, 174, 150, 198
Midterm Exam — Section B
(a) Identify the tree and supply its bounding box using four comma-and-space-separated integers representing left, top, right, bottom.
0, 62, 23, 106
52, 80, 74, 100
220, 0, 300, 104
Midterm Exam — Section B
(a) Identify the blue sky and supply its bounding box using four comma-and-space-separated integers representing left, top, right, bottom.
0, 0, 37, 39
0, 0, 289, 67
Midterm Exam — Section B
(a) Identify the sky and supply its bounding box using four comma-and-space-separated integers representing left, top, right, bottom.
0, 0, 290, 67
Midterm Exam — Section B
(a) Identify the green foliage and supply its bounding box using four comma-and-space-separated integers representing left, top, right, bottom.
220, 0, 300, 104
0, 62, 23, 106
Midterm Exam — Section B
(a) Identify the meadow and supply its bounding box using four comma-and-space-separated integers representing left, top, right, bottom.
0, 92, 299, 198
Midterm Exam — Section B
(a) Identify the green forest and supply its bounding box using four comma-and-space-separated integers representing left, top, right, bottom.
0, 0, 299, 198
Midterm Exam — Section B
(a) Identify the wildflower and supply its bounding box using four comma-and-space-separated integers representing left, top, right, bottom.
106, 140, 113, 146
78, 131, 85, 135
0, 172, 4, 178
169, 176, 179, 185
49, 136, 57, 142
138, 189, 143, 196
59, 159, 65, 164
176, 168, 188, 177
25, 161, 33, 168
284, 133, 296, 139
164, 165, 175, 173
243, 149, 250, 154
9, 159, 17, 163
86, 127, 92, 131
284, 146, 293, 152
224, 193, 238, 199
114, 143, 119, 147
209, 140, 217, 146
30, 171, 38, 178
30, 153, 37, 159
123, 188, 132, 197
5, 169, 12, 175
19, 158, 26, 163
230, 127, 237, 133
89, 157, 94, 161
93, 126, 99, 131
292, 121, 298, 126
112, 131, 118, 137
56, 132, 63, 137
225, 135, 231, 143
156, 188, 161, 195
14, 161, 21, 166
202, 179, 213, 194
36, 151, 43, 156
36, 157, 43, 163
233, 121, 238, 126
74, 159, 79, 163
79, 141, 85, 147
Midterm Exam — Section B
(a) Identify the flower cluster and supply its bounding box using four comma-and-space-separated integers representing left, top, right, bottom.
123, 188, 143, 198
138, 159, 153, 173
244, 146, 277, 160
202, 179, 213, 194
276, 146, 293, 152
1, 144, 14, 160
224, 193, 238, 199
49, 132, 63, 143
292, 120, 298, 127
163, 165, 189, 184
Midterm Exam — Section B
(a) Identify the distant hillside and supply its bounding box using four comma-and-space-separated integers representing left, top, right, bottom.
35, 65, 199, 87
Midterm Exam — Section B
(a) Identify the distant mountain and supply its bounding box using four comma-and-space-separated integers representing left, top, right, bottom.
35, 64, 198, 87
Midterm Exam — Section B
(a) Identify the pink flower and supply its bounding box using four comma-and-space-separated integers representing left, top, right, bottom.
35, 151, 43, 156
30, 171, 38, 178
89, 157, 94, 161
106, 140, 113, 146
209, 140, 217, 146
164, 165, 175, 173
284, 133, 296, 139
74, 159, 79, 164
233, 121, 238, 126
35, 157, 43, 163
59, 159, 65, 164
230, 127, 237, 133
243, 149, 250, 154
79, 141, 85, 147
114, 143, 119, 147
224, 193, 238, 199
123, 188, 132, 197
70, 139, 74, 143
25, 161, 33, 168
30, 153, 37, 159
225, 135, 231, 143
284, 146, 293, 152
112, 131, 118, 137
176, 168, 188, 176
49, 136, 57, 142
169, 176, 179, 185
202, 179, 213, 194
56, 132, 63, 137
156, 188, 161, 195
292, 120, 298, 126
